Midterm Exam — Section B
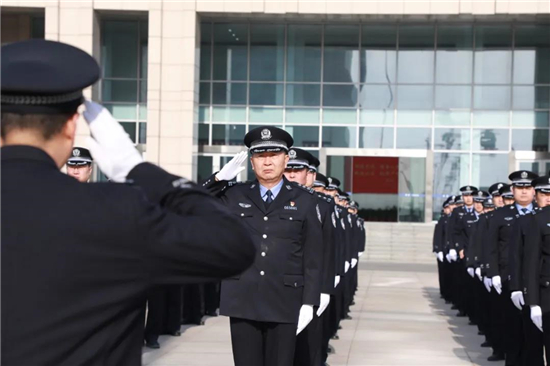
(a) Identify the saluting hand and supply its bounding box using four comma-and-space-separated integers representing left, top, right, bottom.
215, 151, 248, 181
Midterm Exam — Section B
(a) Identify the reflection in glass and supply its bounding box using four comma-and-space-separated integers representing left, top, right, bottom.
322, 127, 357, 148
435, 86, 471, 109
212, 82, 247, 105
105, 104, 136, 120
472, 129, 509, 151
250, 25, 285, 81
323, 84, 358, 107
513, 25, 550, 84
199, 106, 209, 122
473, 111, 509, 127
359, 127, 393, 148
436, 26, 473, 84
396, 128, 431, 149
212, 124, 246, 145
474, 26, 512, 84
398, 26, 434, 84
249, 84, 284, 106
434, 111, 470, 126
200, 23, 212, 80
361, 25, 397, 83
360, 110, 394, 126
324, 25, 360, 83
396, 111, 432, 126
434, 128, 470, 150
432, 152, 470, 217
198, 124, 209, 145
473, 86, 511, 110
359, 84, 395, 109
285, 126, 319, 148
398, 157, 426, 222
472, 153, 509, 190
286, 108, 320, 124
213, 24, 248, 81
102, 80, 138, 102
397, 85, 433, 110
512, 112, 550, 128
102, 20, 139, 78
512, 86, 550, 110
199, 82, 210, 104
287, 25, 322, 82
212, 106, 246, 122
512, 129, 549, 151
323, 109, 356, 125
286, 84, 321, 106
249, 108, 283, 124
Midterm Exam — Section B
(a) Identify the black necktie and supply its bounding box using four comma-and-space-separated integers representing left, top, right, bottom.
521, 208, 528, 215
265, 190, 273, 208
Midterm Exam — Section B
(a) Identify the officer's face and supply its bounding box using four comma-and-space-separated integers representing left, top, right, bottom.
284, 167, 308, 185
493, 195, 504, 207
306, 171, 316, 187
443, 207, 451, 215
503, 197, 515, 205
325, 189, 337, 197
250, 151, 288, 183
535, 191, 550, 208
313, 186, 325, 193
67, 164, 92, 183
512, 185, 535, 206
463, 195, 473, 206
474, 202, 484, 213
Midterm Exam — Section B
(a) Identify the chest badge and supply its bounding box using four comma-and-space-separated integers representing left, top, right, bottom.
239, 203, 251, 208
290, 201, 295, 207
505, 217, 514, 221
284, 201, 298, 211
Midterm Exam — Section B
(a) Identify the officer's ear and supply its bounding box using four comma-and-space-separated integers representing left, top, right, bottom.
62, 113, 79, 142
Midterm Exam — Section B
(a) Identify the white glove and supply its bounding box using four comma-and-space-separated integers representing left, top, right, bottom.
449, 249, 458, 262
483, 277, 492, 293
467, 268, 475, 278
531, 305, 543, 332
351, 258, 358, 268
475, 268, 482, 281
344, 261, 350, 273
296, 305, 314, 335
317, 294, 331, 317
83, 100, 143, 182
358, 252, 364, 257
446, 254, 451, 263
215, 151, 247, 181
437, 252, 444, 262
334, 275, 341, 288
492, 276, 502, 295
511, 291, 525, 310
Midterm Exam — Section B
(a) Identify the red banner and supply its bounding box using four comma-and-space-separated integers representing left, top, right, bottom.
352, 157, 399, 194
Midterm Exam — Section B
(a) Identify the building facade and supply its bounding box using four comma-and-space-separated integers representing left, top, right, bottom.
2, 0, 549, 222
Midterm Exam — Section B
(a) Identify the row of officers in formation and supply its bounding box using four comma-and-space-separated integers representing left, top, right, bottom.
1, 40, 366, 366
433, 172, 550, 366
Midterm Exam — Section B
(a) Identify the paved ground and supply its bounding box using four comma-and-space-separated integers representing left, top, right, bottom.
143, 261, 503, 366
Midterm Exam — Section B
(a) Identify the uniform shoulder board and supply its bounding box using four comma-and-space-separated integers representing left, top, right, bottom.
228, 180, 249, 187
291, 182, 314, 194
532, 210, 538, 215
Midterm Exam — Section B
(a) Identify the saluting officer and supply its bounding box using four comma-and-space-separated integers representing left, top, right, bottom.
66, 147, 93, 182
1, 40, 255, 365
202, 127, 323, 366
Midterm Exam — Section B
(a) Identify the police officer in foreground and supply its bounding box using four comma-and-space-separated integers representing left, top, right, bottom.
202, 127, 323, 366
66, 147, 94, 182
1, 39, 255, 365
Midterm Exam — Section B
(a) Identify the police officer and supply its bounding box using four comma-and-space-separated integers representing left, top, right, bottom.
66, 147, 93, 182
1, 39, 255, 365
434, 197, 452, 302
202, 127, 323, 366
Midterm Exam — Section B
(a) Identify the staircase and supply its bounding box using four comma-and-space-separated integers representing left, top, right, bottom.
363, 222, 436, 264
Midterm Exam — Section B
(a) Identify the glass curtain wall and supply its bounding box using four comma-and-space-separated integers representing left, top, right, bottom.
198, 22, 550, 220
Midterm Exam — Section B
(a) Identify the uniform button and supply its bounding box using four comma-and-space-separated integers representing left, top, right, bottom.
261, 252, 266, 257
289, 217, 293, 221
263, 234, 267, 239
260, 271, 265, 276
241, 213, 244, 217
264, 216, 268, 221
294, 282, 298, 287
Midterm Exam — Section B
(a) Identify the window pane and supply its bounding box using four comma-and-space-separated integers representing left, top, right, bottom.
212, 124, 245, 145
139, 104, 147, 120
473, 86, 511, 110
138, 122, 147, 144
435, 85, 471, 109
513, 86, 550, 110
513, 25, 550, 84
324, 25, 360, 83
139, 80, 147, 104
323, 84, 358, 107
200, 23, 212, 80
212, 82, 247, 105
474, 26, 512, 84
396, 111, 432, 126
436, 26, 473, 84
286, 84, 321, 107
198, 155, 213, 181
434, 128, 470, 150
287, 25, 322, 82
120, 122, 137, 143
250, 25, 284, 81
323, 109, 356, 124
471, 153, 509, 191
359, 127, 393, 148
512, 111, 549, 128
102, 80, 137, 102
199, 106, 209, 122
199, 82, 210, 104
249, 108, 283, 124
398, 26, 434, 84
322, 126, 357, 148
396, 128, 431, 149
212, 106, 246, 122
139, 21, 148, 79
213, 24, 247, 81
473, 111, 509, 127
432, 152, 470, 215
102, 20, 139, 78
397, 85, 433, 109
286, 108, 320, 124
249, 83, 284, 106
512, 129, 549, 151
472, 129, 509, 151
359, 84, 395, 109
285, 126, 319, 148
434, 111, 470, 126
104, 104, 136, 120
360, 25, 397, 83
360, 110, 394, 126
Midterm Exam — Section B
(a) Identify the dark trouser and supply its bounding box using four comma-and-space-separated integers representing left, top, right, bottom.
182, 283, 203, 324
502, 282, 523, 366
144, 285, 182, 343
230, 317, 297, 366
332, 284, 343, 336
321, 300, 333, 362
521, 306, 544, 366
203, 282, 220, 314
542, 312, 550, 363
294, 308, 323, 366
437, 259, 445, 297
475, 277, 490, 335
488, 285, 505, 355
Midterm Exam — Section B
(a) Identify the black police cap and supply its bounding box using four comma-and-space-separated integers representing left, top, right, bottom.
532, 176, 550, 193
451, 195, 464, 205
483, 198, 496, 208
473, 190, 490, 202
489, 182, 507, 196
337, 189, 350, 201
314, 173, 329, 188
499, 184, 513, 198
326, 176, 341, 191
1, 40, 100, 114
67, 147, 93, 166
459, 185, 478, 195
287, 148, 314, 170
308, 156, 320, 172
244, 126, 293, 154
509, 170, 538, 187
442, 196, 452, 208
